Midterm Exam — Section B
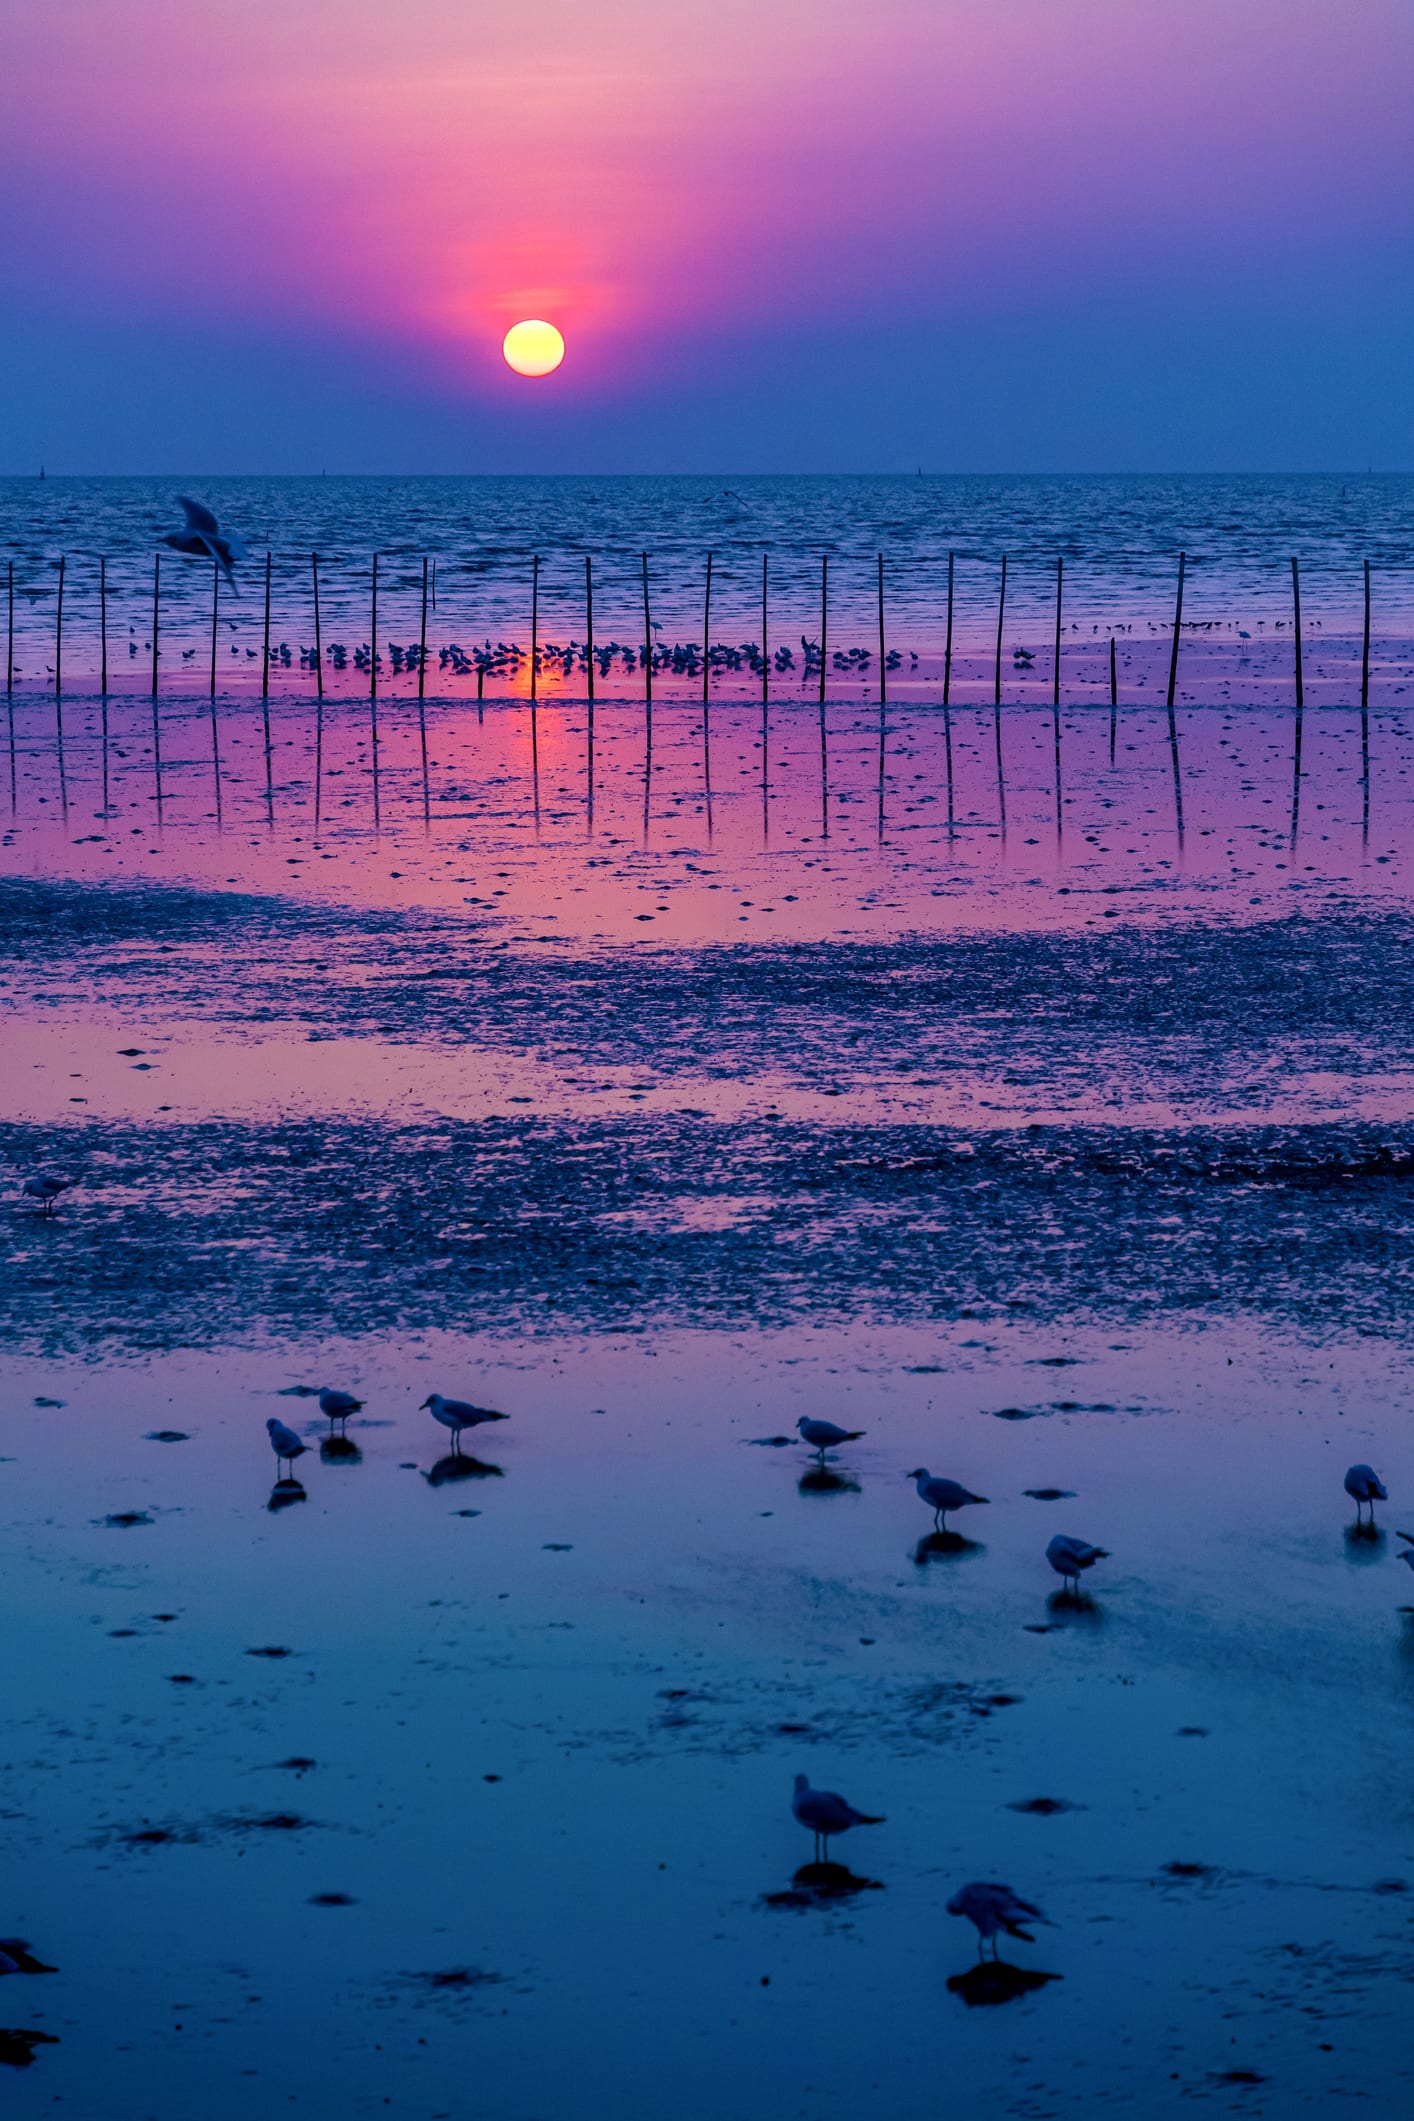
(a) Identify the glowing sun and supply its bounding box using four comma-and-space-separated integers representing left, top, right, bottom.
502, 319, 565, 377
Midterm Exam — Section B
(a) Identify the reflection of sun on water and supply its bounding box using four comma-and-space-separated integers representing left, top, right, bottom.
502, 319, 565, 376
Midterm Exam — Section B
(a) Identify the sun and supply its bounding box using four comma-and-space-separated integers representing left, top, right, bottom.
502, 320, 565, 377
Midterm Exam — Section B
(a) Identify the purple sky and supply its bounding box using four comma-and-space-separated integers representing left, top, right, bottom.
2, 0, 1411, 472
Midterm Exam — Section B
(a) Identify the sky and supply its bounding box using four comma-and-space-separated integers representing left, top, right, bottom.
2, 0, 1411, 473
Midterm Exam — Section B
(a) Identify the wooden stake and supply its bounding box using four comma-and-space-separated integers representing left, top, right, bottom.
877, 552, 886, 706
819, 554, 828, 705
419, 555, 431, 826
369, 553, 380, 826
261, 553, 273, 818
54, 553, 64, 701
993, 554, 1007, 832
1291, 555, 1304, 709
585, 555, 595, 830
150, 553, 163, 817
312, 552, 323, 701
99, 557, 110, 814
943, 550, 954, 707
6, 558, 12, 696
761, 552, 769, 705
1052, 555, 1062, 707
209, 554, 219, 699
1361, 557, 1371, 716
641, 552, 653, 710
701, 551, 714, 838
1108, 636, 1117, 765
528, 554, 538, 705
1165, 551, 1185, 710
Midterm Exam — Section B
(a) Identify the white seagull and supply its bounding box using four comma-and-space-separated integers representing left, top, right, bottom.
160, 497, 249, 588
21, 1172, 75, 1216
947, 1880, 1052, 1960
319, 1387, 363, 1432
796, 1415, 865, 1461
422, 1393, 509, 1451
266, 1417, 307, 1477
790, 1773, 884, 1862
1344, 1463, 1387, 1524
907, 1469, 988, 1532
1046, 1532, 1108, 1595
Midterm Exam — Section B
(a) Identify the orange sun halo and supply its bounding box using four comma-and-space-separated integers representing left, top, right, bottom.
502, 320, 566, 377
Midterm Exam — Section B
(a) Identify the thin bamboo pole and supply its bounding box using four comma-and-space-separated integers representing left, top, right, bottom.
369, 553, 380, 826
641, 551, 652, 710
585, 555, 595, 830
877, 552, 886, 706
209, 554, 219, 699
261, 552, 273, 814
1291, 555, 1304, 709
54, 553, 64, 701
1165, 551, 1185, 709
819, 554, 828, 705
150, 554, 163, 816
1108, 636, 1118, 765
1052, 555, 1063, 707
943, 550, 954, 707
701, 552, 713, 837
993, 554, 1007, 831
761, 552, 769, 705
419, 555, 431, 826
99, 555, 108, 697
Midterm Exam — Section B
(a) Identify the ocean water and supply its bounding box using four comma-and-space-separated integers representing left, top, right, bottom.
7, 475, 1414, 2117
2, 473, 1412, 700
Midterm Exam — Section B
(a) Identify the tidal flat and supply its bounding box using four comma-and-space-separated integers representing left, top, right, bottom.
3, 692, 1414, 2117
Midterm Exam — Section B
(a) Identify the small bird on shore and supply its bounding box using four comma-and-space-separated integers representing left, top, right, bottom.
796, 1416, 865, 1462
422, 1393, 508, 1451
160, 497, 248, 588
947, 1880, 1052, 1960
319, 1387, 363, 1432
266, 1417, 307, 1476
790, 1774, 884, 1862
907, 1470, 988, 1532
1046, 1532, 1108, 1595
21, 1172, 74, 1216
1344, 1464, 1387, 1524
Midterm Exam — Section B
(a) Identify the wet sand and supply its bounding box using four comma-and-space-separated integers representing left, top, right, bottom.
4, 696, 1414, 2116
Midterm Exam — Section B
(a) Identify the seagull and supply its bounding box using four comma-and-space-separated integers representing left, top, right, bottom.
1344, 1463, 1387, 1524
1046, 1532, 1108, 1595
790, 1774, 884, 1863
160, 497, 249, 589
266, 1417, 307, 1477
796, 1416, 865, 1462
21, 1172, 74, 1216
907, 1469, 988, 1532
947, 1881, 1052, 1960
319, 1387, 363, 1433
421, 1393, 509, 1451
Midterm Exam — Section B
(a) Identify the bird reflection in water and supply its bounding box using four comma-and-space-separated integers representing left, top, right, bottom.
1045, 1587, 1103, 1623
798, 1467, 860, 1497
267, 1477, 307, 1513
947, 1959, 1061, 2008
1343, 1519, 1386, 1562
762, 1860, 883, 1910
424, 1454, 504, 1489
320, 1434, 363, 1467
913, 1530, 984, 1567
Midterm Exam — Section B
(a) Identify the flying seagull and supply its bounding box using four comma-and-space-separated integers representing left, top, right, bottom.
796, 1416, 865, 1462
422, 1393, 509, 1451
160, 497, 249, 588
947, 1880, 1052, 1960
1046, 1532, 1108, 1595
907, 1469, 988, 1532
1344, 1463, 1387, 1524
790, 1774, 884, 1863
266, 1417, 307, 1477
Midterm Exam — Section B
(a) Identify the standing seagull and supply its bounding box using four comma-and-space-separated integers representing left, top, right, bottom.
796, 1416, 865, 1463
422, 1393, 509, 1453
319, 1386, 363, 1434
1344, 1464, 1387, 1525
266, 1417, 308, 1478
21, 1172, 74, 1217
160, 497, 249, 589
790, 1774, 884, 1863
1046, 1532, 1108, 1596
907, 1469, 988, 1533
947, 1880, 1052, 1960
